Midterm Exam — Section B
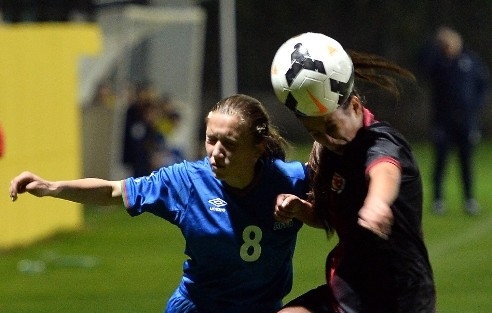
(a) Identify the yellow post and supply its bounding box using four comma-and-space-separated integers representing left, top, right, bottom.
0, 24, 101, 249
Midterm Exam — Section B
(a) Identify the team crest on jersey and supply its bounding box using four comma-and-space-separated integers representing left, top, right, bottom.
208, 198, 227, 212
331, 172, 345, 194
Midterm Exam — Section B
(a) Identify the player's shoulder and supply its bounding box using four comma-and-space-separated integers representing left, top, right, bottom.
149, 157, 211, 181
366, 122, 410, 145
269, 158, 308, 179
364, 123, 419, 169
162, 157, 207, 170
180, 157, 210, 171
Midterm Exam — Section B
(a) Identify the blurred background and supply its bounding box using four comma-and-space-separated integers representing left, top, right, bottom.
2, 0, 491, 153
2, 0, 490, 158
0, 0, 491, 312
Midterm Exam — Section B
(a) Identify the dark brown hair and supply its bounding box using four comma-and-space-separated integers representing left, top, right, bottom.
338, 50, 416, 108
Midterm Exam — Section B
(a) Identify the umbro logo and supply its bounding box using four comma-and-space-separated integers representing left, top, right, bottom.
208, 198, 227, 206
208, 198, 227, 212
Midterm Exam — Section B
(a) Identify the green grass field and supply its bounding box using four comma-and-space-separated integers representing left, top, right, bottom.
1, 140, 491, 313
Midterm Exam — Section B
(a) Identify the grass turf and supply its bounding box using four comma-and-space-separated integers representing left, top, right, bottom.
0, 140, 491, 312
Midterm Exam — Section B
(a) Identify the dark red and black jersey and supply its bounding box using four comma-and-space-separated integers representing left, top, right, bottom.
313, 115, 436, 312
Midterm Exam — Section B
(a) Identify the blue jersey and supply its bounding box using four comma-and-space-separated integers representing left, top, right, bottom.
122, 157, 309, 313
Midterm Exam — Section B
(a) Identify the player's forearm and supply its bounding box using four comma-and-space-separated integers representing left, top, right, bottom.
294, 200, 325, 228
50, 178, 123, 206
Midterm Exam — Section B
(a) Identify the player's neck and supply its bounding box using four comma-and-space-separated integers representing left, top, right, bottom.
224, 161, 263, 193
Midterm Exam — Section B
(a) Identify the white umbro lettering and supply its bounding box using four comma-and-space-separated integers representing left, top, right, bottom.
209, 207, 226, 212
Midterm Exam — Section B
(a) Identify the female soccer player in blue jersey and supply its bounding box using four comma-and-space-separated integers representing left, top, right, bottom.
9, 94, 312, 313
273, 37, 436, 312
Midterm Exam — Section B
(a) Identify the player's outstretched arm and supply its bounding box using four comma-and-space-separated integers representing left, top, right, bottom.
9, 171, 123, 206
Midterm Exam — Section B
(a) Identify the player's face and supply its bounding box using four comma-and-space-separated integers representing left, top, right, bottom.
300, 114, 346, 154
205, 112, 262, 189
300, 103, 361, 154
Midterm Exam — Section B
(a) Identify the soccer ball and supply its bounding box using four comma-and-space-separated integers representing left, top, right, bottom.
271, 32, 354, 116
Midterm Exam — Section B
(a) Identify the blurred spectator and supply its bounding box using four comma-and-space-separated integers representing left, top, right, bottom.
138, 100, 167, 175
121, 82, 185, 176
90, 81, 117, 109
155, 94, 185, 165
122, 81, 158, 177
155, 94, 178, 136
420, 26, 490, 216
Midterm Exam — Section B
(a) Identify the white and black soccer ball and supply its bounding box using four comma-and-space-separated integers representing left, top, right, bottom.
271, 32, 355, 116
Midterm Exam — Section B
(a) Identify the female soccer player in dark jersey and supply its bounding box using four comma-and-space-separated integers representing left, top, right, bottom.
9, 94, 311, 313
274, 39, 436, 312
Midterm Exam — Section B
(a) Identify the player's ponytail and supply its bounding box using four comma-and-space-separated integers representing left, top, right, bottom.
347, 50, 416, 100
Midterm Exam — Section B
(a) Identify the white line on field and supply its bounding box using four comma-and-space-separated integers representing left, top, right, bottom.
427, 213, 492, 262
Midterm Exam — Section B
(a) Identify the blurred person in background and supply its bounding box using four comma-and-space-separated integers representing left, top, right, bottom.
123, 88, 185, 176
122, 81, 159, 177
154, 94, 185, 165
9, 94, 312, 313
134, 99, 168, 175
90, 80, 117, 109
420, 26, 490, 216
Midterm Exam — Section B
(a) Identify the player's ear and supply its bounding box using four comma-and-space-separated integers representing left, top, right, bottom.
351, 96, 363, 115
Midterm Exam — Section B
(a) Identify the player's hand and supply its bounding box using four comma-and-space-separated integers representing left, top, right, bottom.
9, 171, 52, 201
274, 194, 303, 223
358, 198, 394, 240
